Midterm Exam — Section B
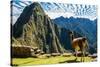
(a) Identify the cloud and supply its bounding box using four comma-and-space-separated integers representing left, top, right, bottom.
45, 12, 75, 19
11, 1, 97, 25
40, 2, 97, 20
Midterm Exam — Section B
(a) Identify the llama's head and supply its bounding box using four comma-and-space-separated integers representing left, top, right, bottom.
69, 31, 73, 35
69, 31, 74, 40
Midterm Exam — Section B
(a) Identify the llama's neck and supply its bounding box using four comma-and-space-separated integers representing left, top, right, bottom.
70, 34, 74, 43
72, 34, 74, 40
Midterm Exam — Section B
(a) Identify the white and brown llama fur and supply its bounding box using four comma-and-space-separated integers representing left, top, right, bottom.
69, 31, 89, 62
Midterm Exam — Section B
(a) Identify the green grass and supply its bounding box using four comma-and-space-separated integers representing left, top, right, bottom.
11, 55, 96, 66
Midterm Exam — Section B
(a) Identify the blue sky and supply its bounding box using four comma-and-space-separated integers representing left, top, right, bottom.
40, 2, 97, 20
11, 1, 97, 24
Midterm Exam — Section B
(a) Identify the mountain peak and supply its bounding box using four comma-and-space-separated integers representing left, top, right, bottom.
13, 2, 45, 38
12, 2, 65, 54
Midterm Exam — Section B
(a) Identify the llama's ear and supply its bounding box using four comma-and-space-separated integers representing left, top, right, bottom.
69, 31, 73, 34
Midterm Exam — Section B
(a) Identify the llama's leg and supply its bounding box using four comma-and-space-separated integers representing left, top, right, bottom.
75, 50, 78, 61
81, 49, 84, 62
83, 49, 86, 62
81, 51, 83, 62
82, 51, 84, 62
81, 49, 85, 62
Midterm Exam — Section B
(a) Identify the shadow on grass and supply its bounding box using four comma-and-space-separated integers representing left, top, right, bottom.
59, 58, 81, 63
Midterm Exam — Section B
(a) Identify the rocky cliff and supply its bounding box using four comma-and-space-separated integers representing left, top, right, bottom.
12, 2, 66, 54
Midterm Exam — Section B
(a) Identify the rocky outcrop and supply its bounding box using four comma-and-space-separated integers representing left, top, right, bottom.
12, 2, 64, 54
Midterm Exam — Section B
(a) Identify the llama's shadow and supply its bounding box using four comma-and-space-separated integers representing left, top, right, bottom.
59, 58, 81, 63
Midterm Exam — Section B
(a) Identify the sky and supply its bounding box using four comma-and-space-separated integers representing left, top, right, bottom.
11, 0, 97, 24
39, 2, 97, 20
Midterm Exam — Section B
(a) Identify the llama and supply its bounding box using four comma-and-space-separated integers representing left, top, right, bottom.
69, 31, 89, 62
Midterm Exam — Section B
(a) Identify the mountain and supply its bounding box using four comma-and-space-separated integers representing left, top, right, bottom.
11, 1, 33, 25
12, 2, 97, 56
53, 16, 97, 53
12, 2, 67, 54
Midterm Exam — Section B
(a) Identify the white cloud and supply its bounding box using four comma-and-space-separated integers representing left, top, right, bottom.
12, 0, 97, 25
45, 12, 75, 19
46, 11, 97, 20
